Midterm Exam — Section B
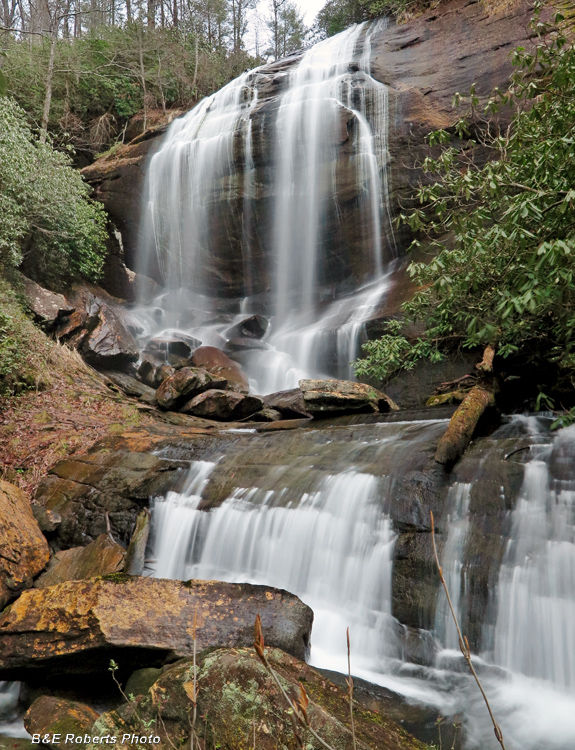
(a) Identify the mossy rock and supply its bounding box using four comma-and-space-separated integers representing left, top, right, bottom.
88, 648, 427, 750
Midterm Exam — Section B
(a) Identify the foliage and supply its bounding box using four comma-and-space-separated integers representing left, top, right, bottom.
356, 10, 575, 383
0, 96, 108, 285
315, 0, 421, 36
0, 278, 53, 396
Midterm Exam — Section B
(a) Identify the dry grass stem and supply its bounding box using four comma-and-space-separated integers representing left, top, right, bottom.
430, 511, 507, 750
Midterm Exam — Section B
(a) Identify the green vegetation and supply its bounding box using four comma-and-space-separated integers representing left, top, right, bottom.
356, 10, 575, 392
315, 0, 421, 36
0, 97, 108, 286
0, 278, 54, 396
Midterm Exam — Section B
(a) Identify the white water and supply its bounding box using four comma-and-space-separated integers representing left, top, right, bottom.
133, 20, 394, 393
148, 417, 575, 749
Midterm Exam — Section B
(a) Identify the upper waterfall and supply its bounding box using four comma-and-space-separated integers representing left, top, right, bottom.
133, 20, 395, 393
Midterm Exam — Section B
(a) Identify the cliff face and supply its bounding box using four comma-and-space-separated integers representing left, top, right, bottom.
83, 0, 536, 292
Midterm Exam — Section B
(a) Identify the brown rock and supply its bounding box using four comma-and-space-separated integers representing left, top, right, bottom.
24, 696, 99, 748
0, 480, 50, 610
81, 302, 139, 371
180, 390, 263, 421
31, 504, 61, 533
263, 388, 312, 419
34, 534, 125, 589
53, 310, 88, 342
0, 577, 313, 679
251, 407, 283, 422
155, 367, 226, 410
143, 330, 201, 362
190, 346, 249, 394
299, 379, 397, 416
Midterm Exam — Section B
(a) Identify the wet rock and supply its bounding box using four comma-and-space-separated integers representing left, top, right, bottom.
299, 378, 397, 416
180, 390, 263, 421
18, 275, 73, 329
251, 407, 283, 422
53, 310, 89, 342
0, 578, 313, 679
225, 314, 268, 340
34, 534, 125, 589
31, 505, 61, 533
0, 739, 33, 750
223, 337, 270, 353
155, 368, 227, 410
190, 346, 249, 394
136, 358, 175, 389
35, 444, 186, 550
263, 388, 312, 419
0, 480, 50, 610
89, 648, 427, 750
143, 330, 201, 361
23, 696, 99, 748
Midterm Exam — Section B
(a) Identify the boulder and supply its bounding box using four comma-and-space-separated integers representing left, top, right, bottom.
124, 667, 162, 698
34, 534, 125, 589
18, 275, 73, 329
180, 390, 263, 421
223, 337, 270, 354
0, 480, 50, 610
0, 578, 313, 679
23, 696, 99, 748
155, 368, 227, 410
81, 302, 139, 371
143, 330, 201, 362
53, 310, 88, 342
263, 388, 312, 419
31, 505, 61, 533
225, 314, 268, 340
190, 346, 249, 394
299, 379, 398, 416
0, 739, 33, 750
137, 358, 175, 389
88, 648, 427, 750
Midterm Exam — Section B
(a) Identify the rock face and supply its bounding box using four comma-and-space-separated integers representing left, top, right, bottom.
0, 480, 50, 610
155, 367, 227, 410
180, 390, 264, 421
23, 696, 100, 748
190, 346, 249, 394
225, 314, 268, 340
0, 578, 313, 679
89, 648, 427, 750
34, 534, 125, 589
300, 378, 398, 416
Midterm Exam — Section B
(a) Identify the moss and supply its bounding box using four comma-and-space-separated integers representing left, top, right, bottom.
100, 572, 132, 584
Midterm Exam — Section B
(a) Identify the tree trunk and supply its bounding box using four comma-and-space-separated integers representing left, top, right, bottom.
125, 0, 132, 23
39, 28, 58, 143
434, 345, 498, 467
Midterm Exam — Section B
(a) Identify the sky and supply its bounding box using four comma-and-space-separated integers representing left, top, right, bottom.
294, 0, 326, 24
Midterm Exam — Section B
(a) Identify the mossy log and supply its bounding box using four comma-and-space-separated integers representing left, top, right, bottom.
123, 508, 150, 576
434, 384, 495, 466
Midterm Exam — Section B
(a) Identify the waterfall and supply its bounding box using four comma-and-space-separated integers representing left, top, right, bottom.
133, 20, 394, 393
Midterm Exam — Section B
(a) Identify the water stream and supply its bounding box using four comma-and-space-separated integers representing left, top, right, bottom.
148, 416, 575, 749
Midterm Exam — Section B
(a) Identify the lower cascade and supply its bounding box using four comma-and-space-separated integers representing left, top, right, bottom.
149, 416, 575, 749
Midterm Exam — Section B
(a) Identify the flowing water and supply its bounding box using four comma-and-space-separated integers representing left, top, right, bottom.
131, 20, 394, 393
149, 416, 575, 749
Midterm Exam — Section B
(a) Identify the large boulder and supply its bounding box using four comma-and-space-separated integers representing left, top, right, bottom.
180, 390, 264, 421
0, 480, 50, 610
190, 346, 249, 394
0, 577, 313, 679
299, 379, 398, 416
23, 696, 99, 748
155, 367, 227, 410
34, 534, 125, 589
81, 302, 139, 371
263, 388, 312, 419
88, 648, 427, 750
